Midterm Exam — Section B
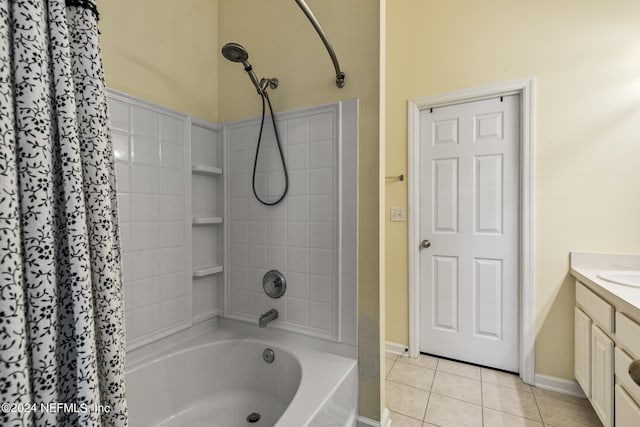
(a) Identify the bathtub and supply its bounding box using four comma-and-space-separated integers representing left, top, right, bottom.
126, 322, 357, 427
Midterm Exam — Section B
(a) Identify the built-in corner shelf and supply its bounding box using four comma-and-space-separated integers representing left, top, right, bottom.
192, 265, 223, 278
192, 164, 223, 176
193, 217, 223, 225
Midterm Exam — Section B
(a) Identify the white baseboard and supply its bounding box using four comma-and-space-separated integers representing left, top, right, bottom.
381, 408, 391, 427
357, 416, 377, 427
534, 373, 586, 398
358, 408, 391, 427
385, 341, 408, 356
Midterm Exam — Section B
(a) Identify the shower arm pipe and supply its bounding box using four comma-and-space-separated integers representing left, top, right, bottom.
293, 0, 346, 88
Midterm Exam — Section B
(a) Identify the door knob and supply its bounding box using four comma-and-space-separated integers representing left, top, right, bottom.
630, 359, 640, 387
420, 239, 431, 249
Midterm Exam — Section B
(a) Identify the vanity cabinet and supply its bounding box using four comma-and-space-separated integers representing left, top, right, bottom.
575, 280, 640, 427
576, 282, 614, 427
616, 385, 640, 427
575, 307, 592, 396
614, 313, 640, 427
591, 324, 614, 426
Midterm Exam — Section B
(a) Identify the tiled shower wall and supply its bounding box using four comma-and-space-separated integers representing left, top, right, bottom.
109, 90, 356, 349
225, 100, 357, 344
109, 91, 192, 349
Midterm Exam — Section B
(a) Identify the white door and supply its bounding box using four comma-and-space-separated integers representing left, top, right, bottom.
419, 95, 519, 372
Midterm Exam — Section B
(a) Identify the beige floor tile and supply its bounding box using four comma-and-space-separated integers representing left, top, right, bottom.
386, 351, 399, 360
436, 358, 481, 380
431, 370, 482, 404
532, 386, 591, 407
386, 380, 430, 420
482, 382, 541, 421
483, 408, 544, 427
424, 393, 483, 427
481, 368, 532, 391
388, 360, 435, 390
535, 394, 603, 427
398, 353, 439, 369
388, 411, 422, 427
386, 360, 604, 427
385, 357, 395, 378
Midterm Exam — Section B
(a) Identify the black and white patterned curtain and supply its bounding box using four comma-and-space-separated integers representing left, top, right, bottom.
0, 0, 128, 426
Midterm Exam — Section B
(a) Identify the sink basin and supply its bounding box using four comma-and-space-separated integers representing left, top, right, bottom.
597, 271, 640, 288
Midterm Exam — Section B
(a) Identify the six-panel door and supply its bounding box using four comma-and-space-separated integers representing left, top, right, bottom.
419, 95, 520, 372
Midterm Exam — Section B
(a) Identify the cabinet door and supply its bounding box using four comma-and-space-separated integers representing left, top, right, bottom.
615, 385, 640, 427
591, 324, 613, 427
575, 307, 592, 397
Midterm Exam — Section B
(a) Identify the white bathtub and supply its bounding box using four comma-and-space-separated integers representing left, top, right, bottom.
126, 323, 357, 427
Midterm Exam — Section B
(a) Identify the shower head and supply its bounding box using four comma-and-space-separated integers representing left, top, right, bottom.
221, 42, 264, 94
222, 42, 249, 63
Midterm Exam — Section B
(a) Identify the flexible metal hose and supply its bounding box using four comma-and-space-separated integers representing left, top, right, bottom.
252, 91, 289, 206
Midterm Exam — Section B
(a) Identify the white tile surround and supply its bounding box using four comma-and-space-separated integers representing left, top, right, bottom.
225, 100, 358, 344
190, 118, 224, 324
108, 90, 193, 349
109, 89, 357, 350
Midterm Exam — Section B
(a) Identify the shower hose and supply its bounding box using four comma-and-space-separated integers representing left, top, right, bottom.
252, 91, 289, 206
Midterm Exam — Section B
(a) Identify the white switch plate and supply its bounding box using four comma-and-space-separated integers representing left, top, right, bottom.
390, 207, 405, 222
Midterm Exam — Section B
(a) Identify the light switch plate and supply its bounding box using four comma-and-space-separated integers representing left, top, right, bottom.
390, 207, 405, 222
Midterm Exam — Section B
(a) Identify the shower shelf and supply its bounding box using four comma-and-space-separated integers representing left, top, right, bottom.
193, 217, 223, 225
192, 265, 223, 278
192, 164, 223, 175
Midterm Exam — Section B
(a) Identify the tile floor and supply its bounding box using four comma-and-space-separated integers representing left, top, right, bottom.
385, 351, 603, 427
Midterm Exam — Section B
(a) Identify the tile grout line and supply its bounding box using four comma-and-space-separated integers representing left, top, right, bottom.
481, 367, 548, 424
532, 390, 542, 421
386, 354, 432, 424
481, 388, 547, 424
531, 390, 549, 426
421, 358, 438, 424
386, 378, 432, 393
480, 368, 485, 427
426, 390, 486, 409
482, 405, 548, 426
385, 355, 397, 380
384, 354, 393, 380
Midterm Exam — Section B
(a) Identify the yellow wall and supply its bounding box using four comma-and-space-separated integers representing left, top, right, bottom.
218, 1, 381, 418
386, 0, 640, 379
98, 0, 219, 122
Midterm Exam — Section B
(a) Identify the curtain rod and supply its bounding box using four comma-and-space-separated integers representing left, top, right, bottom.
293, 0, 346, 88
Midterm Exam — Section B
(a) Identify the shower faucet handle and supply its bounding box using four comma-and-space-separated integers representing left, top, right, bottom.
263, 270, 286, 299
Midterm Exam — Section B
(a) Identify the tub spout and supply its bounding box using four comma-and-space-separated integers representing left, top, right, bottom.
259, 309, 278, 328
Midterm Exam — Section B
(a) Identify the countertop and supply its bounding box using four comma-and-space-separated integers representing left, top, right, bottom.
570, 252, 640, 323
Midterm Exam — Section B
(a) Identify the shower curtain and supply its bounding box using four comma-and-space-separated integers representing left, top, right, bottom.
0, 1, 128, 426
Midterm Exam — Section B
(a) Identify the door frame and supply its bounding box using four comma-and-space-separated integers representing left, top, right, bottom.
407, 78, 535, 384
